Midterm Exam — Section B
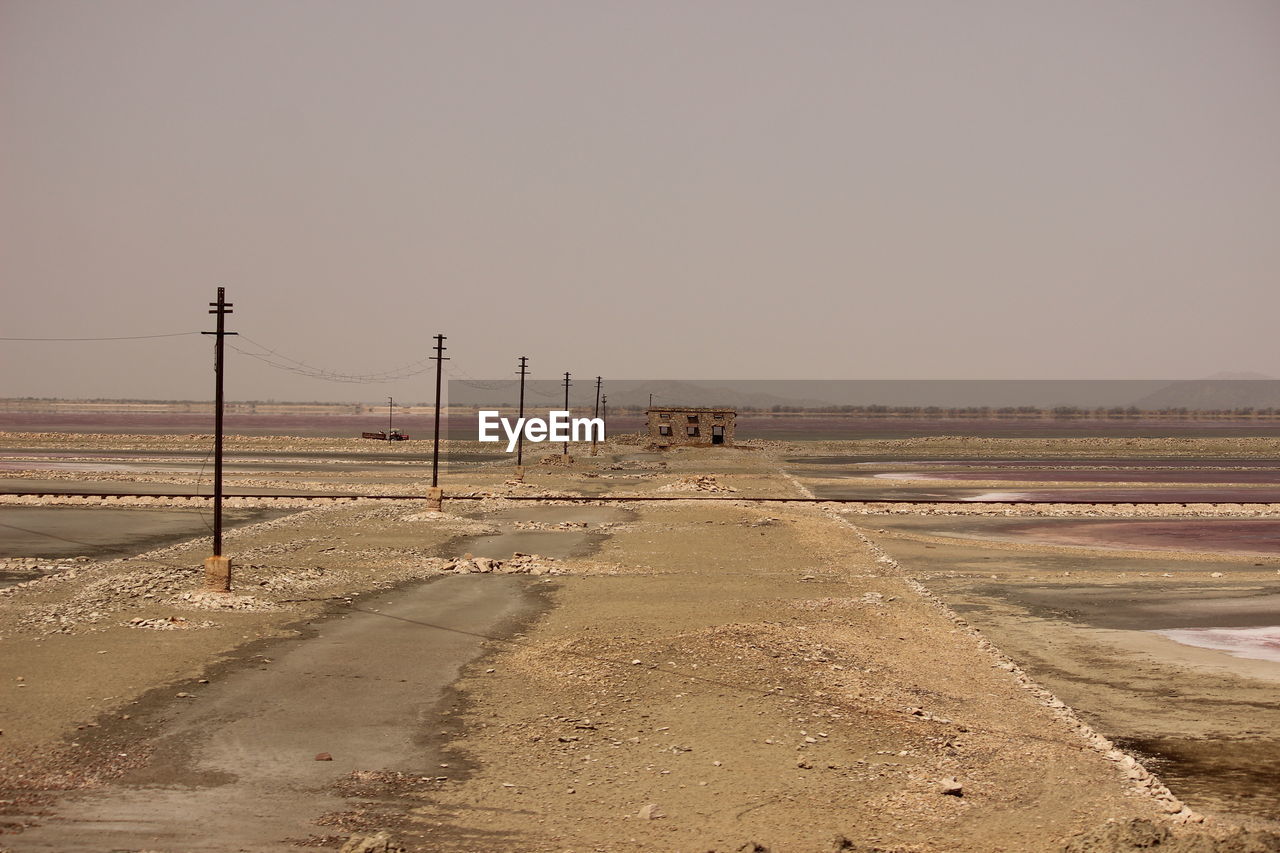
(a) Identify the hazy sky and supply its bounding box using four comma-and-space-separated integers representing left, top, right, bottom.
3, 0, 1278, 402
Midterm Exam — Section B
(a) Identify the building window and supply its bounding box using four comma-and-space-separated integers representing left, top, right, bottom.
687, 426, 700, 437
687, 415, 699, 423
658, 425, 672, 436
659, 412, 670, 420
713, 413, 725, 420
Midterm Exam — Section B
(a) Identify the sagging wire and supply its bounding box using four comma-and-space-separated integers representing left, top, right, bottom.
0, 520, 203, 575
228, 334, 436, 384
449, 367, 565, 401
0, 332, 202, 341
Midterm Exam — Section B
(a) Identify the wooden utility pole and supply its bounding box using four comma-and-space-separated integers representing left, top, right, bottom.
516, 356, 529, 474
562, 372, 572, 456
387, 396, 394, 441
591, 376, 602, 455
429, 334, 448, 507
201, 287, 236, 591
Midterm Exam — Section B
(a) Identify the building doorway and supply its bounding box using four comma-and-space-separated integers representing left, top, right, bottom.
711, 426, 725, 445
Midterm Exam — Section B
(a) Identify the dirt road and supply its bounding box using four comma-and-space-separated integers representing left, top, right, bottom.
7, 575, 542, 852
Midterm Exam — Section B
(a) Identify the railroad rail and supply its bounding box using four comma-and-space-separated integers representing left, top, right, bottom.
2, 491, 1279, 506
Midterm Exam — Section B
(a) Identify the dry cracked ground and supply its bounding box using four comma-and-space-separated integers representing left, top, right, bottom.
1, 432, 1278, 852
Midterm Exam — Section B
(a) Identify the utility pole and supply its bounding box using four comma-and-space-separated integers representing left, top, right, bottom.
201, 287, 236, 592
562, 372, 572, 456
429, 334, 448, 507
591, 376, 602, 456
516, 356, 529, 474
387, 396, 394, 441
601, 394, 607, 436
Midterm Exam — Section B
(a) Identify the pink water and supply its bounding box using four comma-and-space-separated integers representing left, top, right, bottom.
1155, 626, 1280, 664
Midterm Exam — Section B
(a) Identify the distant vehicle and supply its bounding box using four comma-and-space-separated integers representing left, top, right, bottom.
361, 429, 409, 441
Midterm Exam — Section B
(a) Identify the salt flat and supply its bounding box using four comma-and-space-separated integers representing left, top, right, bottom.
1, 431, 1278, 851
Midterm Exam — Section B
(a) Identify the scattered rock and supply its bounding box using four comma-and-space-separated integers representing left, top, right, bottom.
315, 752, 333, 761
1061, 818, 1170, 852
1061, 817, 1280, 851
177, 590, 275, 612
658, 475, 738, 493
447, 553, 563, 576
938, 776, 963, 796
637, 802, 665, 820
127, 616, 211, 630
338, 831, 405, 853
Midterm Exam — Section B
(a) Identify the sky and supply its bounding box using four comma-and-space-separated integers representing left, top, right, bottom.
2, 0, 1278, 403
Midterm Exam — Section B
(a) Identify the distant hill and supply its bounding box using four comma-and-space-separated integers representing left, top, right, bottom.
587, 380, 812, 410
446, 379, 817, 410
1130, 380, 1280, 411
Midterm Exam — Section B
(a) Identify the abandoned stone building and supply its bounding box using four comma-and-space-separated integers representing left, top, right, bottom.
646, 407, 736, 447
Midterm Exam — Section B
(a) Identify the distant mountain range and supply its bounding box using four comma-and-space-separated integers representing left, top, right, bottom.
11, 376, 1280, 412
446, 378, 1280, 410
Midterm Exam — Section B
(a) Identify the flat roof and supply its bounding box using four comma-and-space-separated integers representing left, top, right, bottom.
646, 407, 736, 413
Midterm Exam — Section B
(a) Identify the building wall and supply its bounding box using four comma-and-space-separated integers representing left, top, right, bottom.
646, 408, 736, 447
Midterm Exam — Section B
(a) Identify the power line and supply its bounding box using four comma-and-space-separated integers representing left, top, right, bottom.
447, 366, 560, 397
0, 520, 126, 550
229, 334, 436, 384
233, 337, 434, 382
4, 327, 437, 384
449, 366, 526, 392
0, 521, 204, 574
450, 371, 514, 390
452, 378, 519, 390
0, 332, 201, 341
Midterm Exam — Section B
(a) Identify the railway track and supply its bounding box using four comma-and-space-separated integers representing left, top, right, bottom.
2, 491, 1279, 507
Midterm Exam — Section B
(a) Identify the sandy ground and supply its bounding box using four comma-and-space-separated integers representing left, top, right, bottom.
1, 432, 1279, 851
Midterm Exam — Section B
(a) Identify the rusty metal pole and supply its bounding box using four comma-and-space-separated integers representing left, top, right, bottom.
429, 334, 448, 507
201, 287, 236, 591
